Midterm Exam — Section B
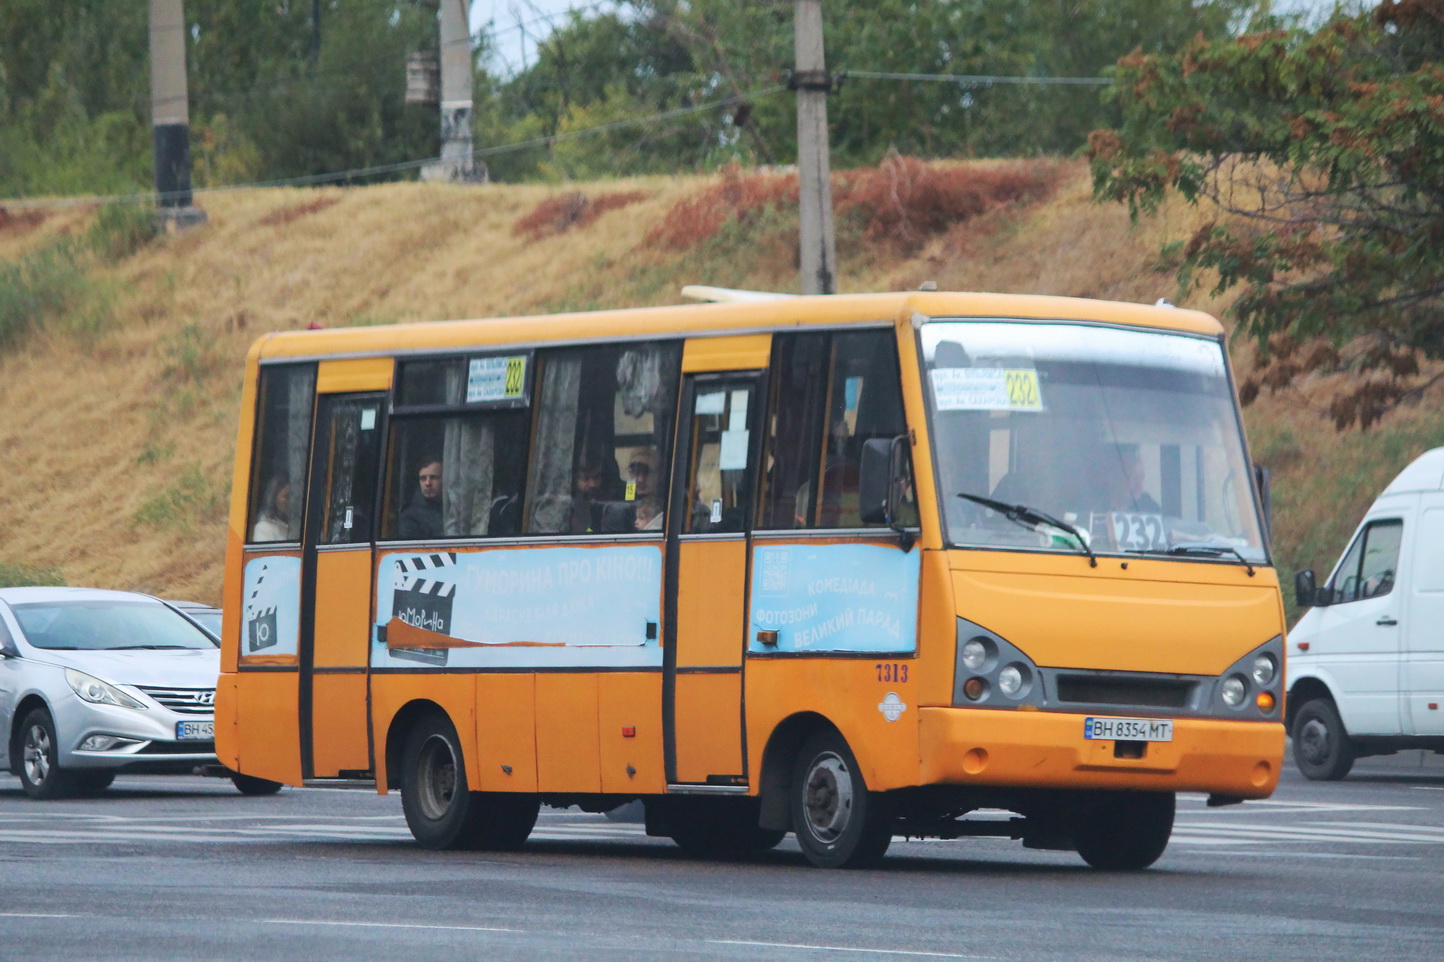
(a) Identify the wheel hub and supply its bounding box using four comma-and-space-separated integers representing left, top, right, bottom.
416, 734, 457, 820
23, 724, 50, 785
1299, 718, 1330, 765
803, 752, 853, 842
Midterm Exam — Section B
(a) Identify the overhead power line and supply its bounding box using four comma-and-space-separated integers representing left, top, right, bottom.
843, 69, 1111, 87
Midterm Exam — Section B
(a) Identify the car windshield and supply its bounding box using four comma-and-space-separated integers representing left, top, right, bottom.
180, 608, 222, 639
922, 320, 1266, 563
12, 600, 220, 650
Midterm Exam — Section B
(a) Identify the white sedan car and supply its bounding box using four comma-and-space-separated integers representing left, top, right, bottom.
0, 587, 279, 798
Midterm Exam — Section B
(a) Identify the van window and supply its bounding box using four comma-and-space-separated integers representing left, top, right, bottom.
248, 364, 317, 543
1418, 509, 1444, 593
1330, 518, 1403, 603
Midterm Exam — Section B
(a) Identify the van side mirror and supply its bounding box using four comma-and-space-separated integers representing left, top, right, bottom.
1295, 569, 1318, 608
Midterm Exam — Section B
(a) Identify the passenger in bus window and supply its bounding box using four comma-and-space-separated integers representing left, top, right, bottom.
398, 458, 444, 540
634, 498, 664, 531
569, 459, 607, 534
252, 477, 295, 542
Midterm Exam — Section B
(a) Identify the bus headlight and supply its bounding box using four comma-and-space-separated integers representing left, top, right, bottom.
953, 619, 1044, 710
1250, 654, 1277, 687
961, 637, 993, 672
1220, 675, 1247, 708
998, 664, 1032, 699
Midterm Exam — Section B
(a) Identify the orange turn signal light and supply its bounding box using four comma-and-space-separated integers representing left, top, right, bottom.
963, 677, 987, 701
1256, 692, 1276, 712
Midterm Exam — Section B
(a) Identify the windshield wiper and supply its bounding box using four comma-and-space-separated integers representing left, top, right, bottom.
109, 645, 194, 650
957, 492, 1097, 568
1127, 543, 1256, 577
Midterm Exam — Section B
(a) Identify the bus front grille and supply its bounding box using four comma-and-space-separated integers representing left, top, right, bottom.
1054, 675, 1193, 709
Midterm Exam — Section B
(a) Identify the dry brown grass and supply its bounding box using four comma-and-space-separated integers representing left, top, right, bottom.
512, 190, 650, 242
1, 160, 1440, 605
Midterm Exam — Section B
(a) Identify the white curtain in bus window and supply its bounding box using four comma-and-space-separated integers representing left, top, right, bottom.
440, 363, 496, 537
248, 364, 316, 543
527, 343, 681, 535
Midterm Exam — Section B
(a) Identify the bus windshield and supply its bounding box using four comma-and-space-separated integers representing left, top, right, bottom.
921, 320, 1266, 562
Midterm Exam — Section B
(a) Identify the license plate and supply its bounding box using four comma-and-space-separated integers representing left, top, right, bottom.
176, 720, 214, 741
1084, 716, 1173, 742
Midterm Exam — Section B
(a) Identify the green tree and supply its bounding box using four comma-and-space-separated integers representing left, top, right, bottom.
1089, 1, 1444, 428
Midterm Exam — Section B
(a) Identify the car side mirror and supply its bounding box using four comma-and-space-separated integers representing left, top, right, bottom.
1295, 569, 1318, 608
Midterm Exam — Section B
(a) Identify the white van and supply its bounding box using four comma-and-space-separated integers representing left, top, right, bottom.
1288, 447, 1444, 779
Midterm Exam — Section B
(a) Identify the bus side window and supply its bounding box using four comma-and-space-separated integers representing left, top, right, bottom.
382, 411, 531, 540
525, 343, 681, 535
382, 356, 533, 542
247, 364, 316, 544
758, 331, 905, 530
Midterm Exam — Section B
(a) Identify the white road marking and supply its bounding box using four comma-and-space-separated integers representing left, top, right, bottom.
267, 919, 518, 933
0, 913, 76, 919
710, 940, 997, 959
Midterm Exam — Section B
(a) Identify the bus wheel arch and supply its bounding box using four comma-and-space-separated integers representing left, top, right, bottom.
757, 712, 834, 832
384, 699, 449, 791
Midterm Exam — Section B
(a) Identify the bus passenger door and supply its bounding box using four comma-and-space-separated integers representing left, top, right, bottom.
300, 388, 386, 780
665, 369, 765, 786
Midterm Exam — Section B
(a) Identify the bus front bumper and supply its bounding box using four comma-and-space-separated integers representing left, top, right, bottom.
917, 707, 1284, 798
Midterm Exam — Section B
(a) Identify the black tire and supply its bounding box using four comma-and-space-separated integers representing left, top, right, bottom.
790, 729, 892, 869
72, 771, 116, 796
231, 772, 285, 796
665, 798, 786, 858
1292, 697, 1356, 781
1072, 791, 1175, 871
400, 711, 539, 851
17, 708, 75, 800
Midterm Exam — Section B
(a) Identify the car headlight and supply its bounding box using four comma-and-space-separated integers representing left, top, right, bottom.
65, 669, 147, 710
1250, 654, 1277, 687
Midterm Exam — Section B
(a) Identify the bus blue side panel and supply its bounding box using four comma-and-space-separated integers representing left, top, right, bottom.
372, 544, 663, 669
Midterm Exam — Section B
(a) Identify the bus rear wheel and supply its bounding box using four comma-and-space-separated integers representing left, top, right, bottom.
400, 711, 539, 851
790, 730, 892, 869
1071, 790, 1174, 870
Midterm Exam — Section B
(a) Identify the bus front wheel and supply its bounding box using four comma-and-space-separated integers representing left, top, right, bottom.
1071, 790, 1174, 870
789, 730, 892, 869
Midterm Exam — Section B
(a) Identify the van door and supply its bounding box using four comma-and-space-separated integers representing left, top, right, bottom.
1404, 504, 1444, 735
1310, 515, 1408, 736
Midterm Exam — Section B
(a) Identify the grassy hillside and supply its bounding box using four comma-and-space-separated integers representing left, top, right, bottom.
2, 158, 1442, 611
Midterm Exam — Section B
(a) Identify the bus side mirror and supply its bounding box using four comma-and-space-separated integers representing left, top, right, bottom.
1254, 462, 1272, 544
1295, 569, 1318, 608
859, 438, 893, 526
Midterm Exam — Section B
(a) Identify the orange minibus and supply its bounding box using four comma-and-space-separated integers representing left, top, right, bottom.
216, 290, 1285, 869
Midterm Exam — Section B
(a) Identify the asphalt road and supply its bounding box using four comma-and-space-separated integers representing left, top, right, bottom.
1, 757, 1442, 962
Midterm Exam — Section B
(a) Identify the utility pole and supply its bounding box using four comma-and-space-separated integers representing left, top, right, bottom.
429, 0, 485, 183
149, 0, 205, 227
793, 0, 836, 295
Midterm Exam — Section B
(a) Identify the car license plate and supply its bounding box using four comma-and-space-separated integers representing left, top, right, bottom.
1084, 716, 1173, 742
176, 720, 214, 741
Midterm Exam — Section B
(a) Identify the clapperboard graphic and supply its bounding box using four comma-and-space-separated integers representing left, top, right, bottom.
245, 563, 278, 653
389, 552, 457, 666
